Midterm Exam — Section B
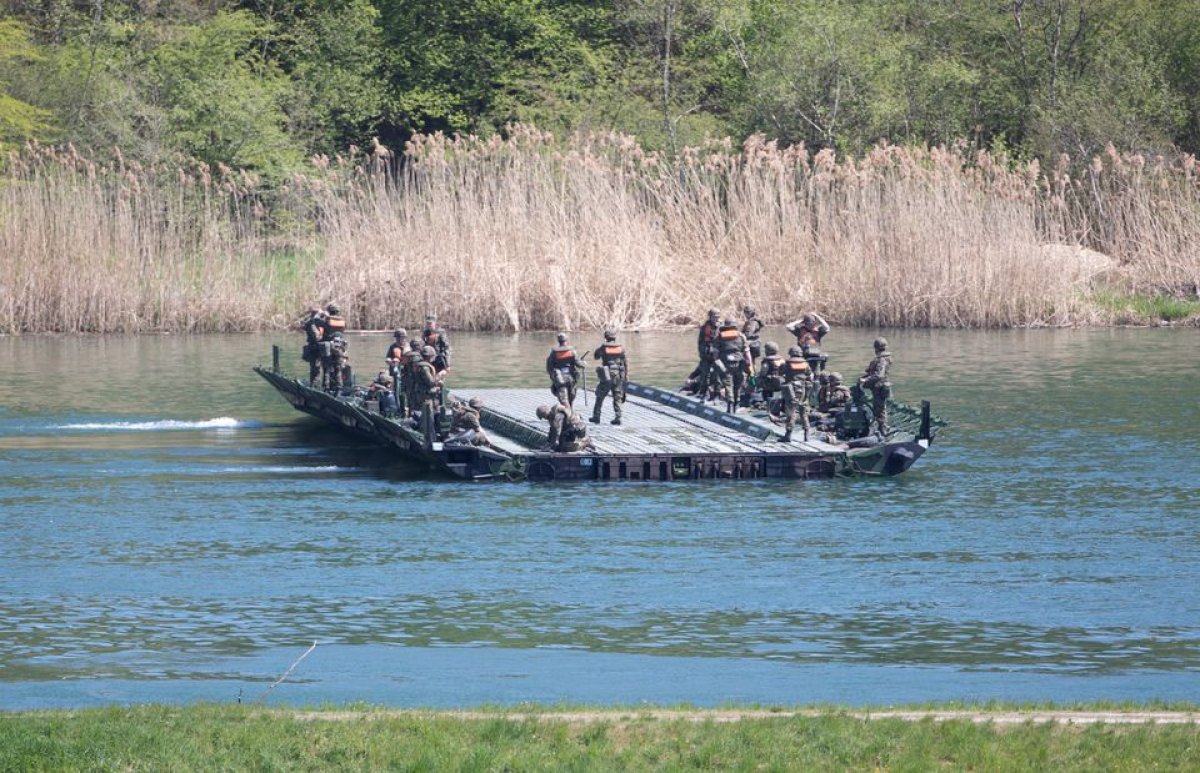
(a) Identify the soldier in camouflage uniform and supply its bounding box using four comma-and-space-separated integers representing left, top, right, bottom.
385, 329, 410, 416
817, 372, 852, 414
756, 341, 784, 406
299, 306, 326, 386
447, 397, 490, 447
741, 304, 765, 369
546, 332, 581, 408
422, 314, 452, 371
319, 304, 348, 393
776, 345, 814, 442
786, 311, 830, 375
536, 403, 592, 452
859, 337, 893, 435
715, 317, 751, 412
590, 328, 628, 426
409, 347, 443, 419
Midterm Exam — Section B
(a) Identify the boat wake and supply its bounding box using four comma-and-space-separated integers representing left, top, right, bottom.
57, 417, 262, 432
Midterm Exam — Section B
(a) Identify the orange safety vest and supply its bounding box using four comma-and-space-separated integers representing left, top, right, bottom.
718, 327, 740, 340
603, 344, 624, 357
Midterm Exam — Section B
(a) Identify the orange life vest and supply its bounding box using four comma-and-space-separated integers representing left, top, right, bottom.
718, 326, 740, 341
603, 344, 624, 357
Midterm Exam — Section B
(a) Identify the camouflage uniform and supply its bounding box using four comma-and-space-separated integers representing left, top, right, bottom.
367, 371, 398, 417
693, 309, 721, 397
320, 304, 348, 393
421, 315, 452, 372
537, 403, 591, 453
300, 307, 326, 386
546, 333, 580, 408
715, 318, 751, 412
385, 329, 410, 416
590, 329, 628, 425
410, 350, 442, 418
741, 305, 765, 368
859, 337, 892, 435
777, 346, 814, 442
786, 312, 830, 375
447, 397, 490, 446
757, 342, 785, 405
817, 372, 853, 414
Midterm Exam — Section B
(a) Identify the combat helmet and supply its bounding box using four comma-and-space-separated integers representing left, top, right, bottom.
763, 341, 779, 356
788, 345, 803, 357
707, 307, 720, 319
326, 303, 340, 315
422, 345, 437, 359
829, 371, 843, 384
874, 337, 888, 352
468, 397, 484, 410
721, 317, 736, 328
556, 332, 568, 344
536, 404, 553, 420
743, 304, 756, 316
393, 328, 407, 338
603, 327, 617, 341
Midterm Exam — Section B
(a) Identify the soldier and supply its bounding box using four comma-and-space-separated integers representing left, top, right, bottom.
546, 332, 581, 408
859, 337, 893, 435
785, 311, 830, 374
299, 306, 326, 386
757, 341, 785, 406
715, 317, 751, 412
694, 307, 721, 399
536, 403, 592, 453
741, 304, 765, 369
590, 328, 628, 426
817, 371, 853, 414
409, 347, 443, 419
422, 314, 452, 371
776, 345, 814, 442
322, 330, 349, 393
366, 371, 398, 417
385, 329, 410, 415
446, 397, 490, 447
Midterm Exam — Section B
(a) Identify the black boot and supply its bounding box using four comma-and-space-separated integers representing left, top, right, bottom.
778, 431, 792, 442
589, 416, 600, 424
611, 417, 621, 425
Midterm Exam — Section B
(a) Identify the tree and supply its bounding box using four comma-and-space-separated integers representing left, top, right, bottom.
0, 19, 52, 148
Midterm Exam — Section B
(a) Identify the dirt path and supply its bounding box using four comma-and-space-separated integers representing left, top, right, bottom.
293, 709, 1200, 726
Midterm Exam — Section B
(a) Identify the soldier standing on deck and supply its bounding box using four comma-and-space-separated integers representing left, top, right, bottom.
859, 337, 893, 435
546, 333, 581, 408
757, 341, 785, 406
741, 305, 765, 369
694, 307, 721, 398
786, 311, 830, 374
716, 317, 751, 413
385, 329, 410, 416
320, 304, 348, 393
410, 348, 443, 419
422, 314, 451, 371
590, 328, 628, 426
299, 306, 326, 386
777, 346, 814, 442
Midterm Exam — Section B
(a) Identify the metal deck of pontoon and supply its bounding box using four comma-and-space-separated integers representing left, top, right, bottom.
256, 346, 935, 481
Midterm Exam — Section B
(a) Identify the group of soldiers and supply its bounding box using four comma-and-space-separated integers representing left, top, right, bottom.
684, 306, 891, 442
299, 304, 892, 453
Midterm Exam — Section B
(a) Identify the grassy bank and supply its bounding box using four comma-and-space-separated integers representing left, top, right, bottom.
3, 131, 1199, 333
2, 704, 1198, 771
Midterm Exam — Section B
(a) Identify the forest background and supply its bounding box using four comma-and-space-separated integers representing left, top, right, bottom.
1, 0, 1199, 333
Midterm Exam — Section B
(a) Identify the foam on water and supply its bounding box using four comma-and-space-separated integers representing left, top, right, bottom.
57, 417, 259, 431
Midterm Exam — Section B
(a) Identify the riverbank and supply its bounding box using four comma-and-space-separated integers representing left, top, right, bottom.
3, 704, 1198, 770
3, 131, 1198, 334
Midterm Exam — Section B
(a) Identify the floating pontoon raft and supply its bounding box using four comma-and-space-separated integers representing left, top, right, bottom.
255, 346, 937, 482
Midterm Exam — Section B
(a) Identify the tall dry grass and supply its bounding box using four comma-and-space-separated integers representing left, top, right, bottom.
0, 143, 308, 333
2, 130, 1198, 333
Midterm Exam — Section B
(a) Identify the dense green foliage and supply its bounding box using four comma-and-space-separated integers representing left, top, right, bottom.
2, 705, 1200, 771
3, 0, 1200, 173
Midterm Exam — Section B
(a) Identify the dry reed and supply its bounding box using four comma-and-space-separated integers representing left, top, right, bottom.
2, 130, 1197, 334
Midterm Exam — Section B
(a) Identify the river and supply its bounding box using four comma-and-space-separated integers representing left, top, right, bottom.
1, 327, 1197, 709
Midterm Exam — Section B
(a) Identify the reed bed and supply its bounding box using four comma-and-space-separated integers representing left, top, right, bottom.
2, 130, 1198, 333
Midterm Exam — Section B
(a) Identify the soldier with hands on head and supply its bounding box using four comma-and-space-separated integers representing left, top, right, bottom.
590, 328, 628, 426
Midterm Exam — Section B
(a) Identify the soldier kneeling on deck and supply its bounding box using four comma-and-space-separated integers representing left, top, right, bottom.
536, 403, 593, 453
446, 397, 491, 447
